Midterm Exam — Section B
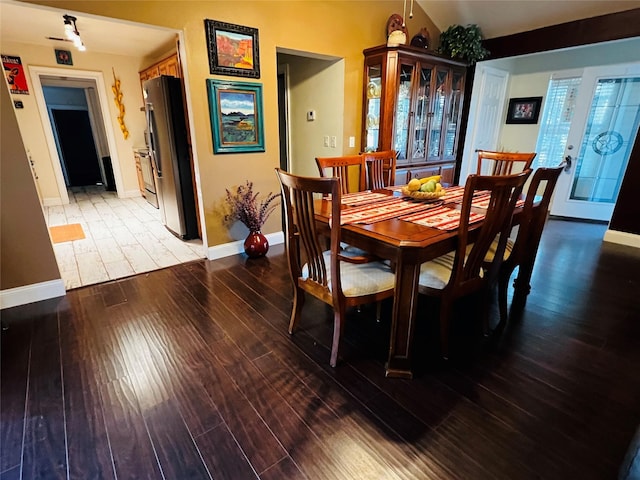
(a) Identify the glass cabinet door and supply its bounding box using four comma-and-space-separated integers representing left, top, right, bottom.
428, 68, 449, 159
410, 65, 433, 162
364, 61, 382, 152
393, 62, 415, 161
443, 70, 464, 158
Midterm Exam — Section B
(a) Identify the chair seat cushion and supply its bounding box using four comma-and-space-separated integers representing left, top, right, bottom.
419, 251, 486, 290
484, 238, 515, 263
302, 251, 395, 297
418, 252, 456, 290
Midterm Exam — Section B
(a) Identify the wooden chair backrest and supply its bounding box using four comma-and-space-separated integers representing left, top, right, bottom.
363, 150, 397, 190
476, 150, 536, 176
449, 169, 532, 296
315, 155, 366, 194
275, 168, 342, 305
509, 163, 564, 266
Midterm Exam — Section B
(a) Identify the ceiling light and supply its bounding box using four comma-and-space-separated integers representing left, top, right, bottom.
62, 14, 85, 51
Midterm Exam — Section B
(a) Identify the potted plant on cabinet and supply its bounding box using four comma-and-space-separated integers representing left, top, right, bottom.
437, 24, 490, 65
224, 180, 279, 258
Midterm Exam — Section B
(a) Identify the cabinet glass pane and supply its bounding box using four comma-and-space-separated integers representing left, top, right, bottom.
444, 71, 464, 157
393, 63, 414, 161
411, 66, 432, 161
429, 69, 448, 158
364, 63, 382, 152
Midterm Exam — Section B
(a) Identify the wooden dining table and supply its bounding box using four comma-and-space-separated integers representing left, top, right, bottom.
313, 187, 527, 379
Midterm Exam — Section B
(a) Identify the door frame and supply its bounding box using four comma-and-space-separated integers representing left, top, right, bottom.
29, 66, 123, 205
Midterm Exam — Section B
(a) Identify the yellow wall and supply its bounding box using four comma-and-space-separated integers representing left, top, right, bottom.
20, 0, 438, 247
1, 84, 60, 290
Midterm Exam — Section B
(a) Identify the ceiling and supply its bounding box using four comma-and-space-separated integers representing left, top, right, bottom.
0, 0, 639, 58
0, 0, 177, 58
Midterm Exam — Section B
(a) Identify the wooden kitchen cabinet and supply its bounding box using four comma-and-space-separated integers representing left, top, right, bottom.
133, 150, 146, 196
362, 44, 466, 185
139, 53, 180, 93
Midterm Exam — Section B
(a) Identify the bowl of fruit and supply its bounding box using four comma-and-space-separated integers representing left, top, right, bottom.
401, 175, 446, 201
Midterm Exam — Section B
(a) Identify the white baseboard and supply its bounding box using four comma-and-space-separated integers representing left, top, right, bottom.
120, 189, 143, 199
1, 279, 66, 310
604, 229, 640, 248
43, 197, 63, 206
208, 231, 284, 260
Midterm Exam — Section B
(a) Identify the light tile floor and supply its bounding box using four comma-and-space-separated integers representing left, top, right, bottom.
45, 186, 203, 290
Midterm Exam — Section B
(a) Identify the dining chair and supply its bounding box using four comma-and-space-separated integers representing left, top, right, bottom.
476, 150, 536, 176
363, 150, 397, 190
417, 169, 532, 359
315, 155, 366, 194
484, 163, 564, 329
275, 168, 396, 367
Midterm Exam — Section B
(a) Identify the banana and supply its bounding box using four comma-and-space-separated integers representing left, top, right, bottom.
419, 175, 441, 185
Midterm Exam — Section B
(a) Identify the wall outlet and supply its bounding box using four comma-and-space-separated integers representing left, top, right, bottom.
330, 136, 337, 148
349, 136, 355, 148
323, 135, 330, 147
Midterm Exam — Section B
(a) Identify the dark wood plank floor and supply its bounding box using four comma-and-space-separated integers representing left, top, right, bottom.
2, 219, 640, 479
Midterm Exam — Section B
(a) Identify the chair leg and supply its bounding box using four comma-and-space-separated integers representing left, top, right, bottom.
496, 269, 511, 332
375, 301, 382, 323
330, 303, 346, 367
439, 298, 452, 360
288, 287, 305, 334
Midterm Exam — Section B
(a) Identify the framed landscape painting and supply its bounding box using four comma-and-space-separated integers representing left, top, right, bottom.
207, 79, 265, 154
205, 19, 260, 78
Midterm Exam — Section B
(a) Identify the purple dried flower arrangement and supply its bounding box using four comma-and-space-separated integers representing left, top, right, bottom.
224, 180, 279, 232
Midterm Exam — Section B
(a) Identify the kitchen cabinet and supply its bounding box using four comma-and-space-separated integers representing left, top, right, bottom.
362, 44, 466, 185
139, 53, 180, 93
133, 150, 146, 196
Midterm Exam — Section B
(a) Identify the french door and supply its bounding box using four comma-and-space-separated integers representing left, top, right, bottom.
542, 64, 640, 221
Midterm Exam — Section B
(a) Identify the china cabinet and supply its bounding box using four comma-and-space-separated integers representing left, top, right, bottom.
362, 44, 466, 185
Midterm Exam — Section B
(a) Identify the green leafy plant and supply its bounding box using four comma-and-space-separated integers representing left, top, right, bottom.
437, 24, 489, 64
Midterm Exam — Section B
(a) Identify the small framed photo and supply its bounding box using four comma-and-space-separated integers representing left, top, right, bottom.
55, 49, 73, 66
506, 96, 542, 124
207, 79, 265, 154
205, 19, 260, 79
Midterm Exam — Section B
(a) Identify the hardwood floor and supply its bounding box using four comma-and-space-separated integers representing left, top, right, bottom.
2, 219, 640, 479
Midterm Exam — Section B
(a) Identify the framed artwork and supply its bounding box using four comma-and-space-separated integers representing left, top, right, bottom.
55, 49, 73, 65
506, 96, 543, 124
1, 54, 29, 94
207, 79, 265, 154
205, 19, 260, 78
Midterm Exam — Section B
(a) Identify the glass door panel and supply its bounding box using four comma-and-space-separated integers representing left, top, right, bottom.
410, 65, 432, 162
393, 63, 414, 162
428, 69, 448, 159
364, 62, 382, 152
443, 70, 464, 158
571, 77, 640, 202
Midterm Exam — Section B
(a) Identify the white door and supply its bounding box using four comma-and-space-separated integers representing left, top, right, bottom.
460, 65, 509, 182
551, 63, 640, 220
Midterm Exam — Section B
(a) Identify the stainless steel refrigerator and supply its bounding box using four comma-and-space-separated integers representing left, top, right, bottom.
143, 75, 198, 240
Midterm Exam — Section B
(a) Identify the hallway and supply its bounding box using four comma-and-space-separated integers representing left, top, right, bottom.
45, 186, 203, 289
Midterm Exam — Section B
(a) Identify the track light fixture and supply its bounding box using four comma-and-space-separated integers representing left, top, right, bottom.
63, 14, 86, 51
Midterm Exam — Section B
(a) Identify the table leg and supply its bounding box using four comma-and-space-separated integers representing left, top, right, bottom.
385, 258, 421, 379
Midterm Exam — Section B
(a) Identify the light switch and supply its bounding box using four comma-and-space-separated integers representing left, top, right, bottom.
330, 136, 337, 148
307, 110, 316, 121
349, 136, 355, 148
323, 135, 330, 147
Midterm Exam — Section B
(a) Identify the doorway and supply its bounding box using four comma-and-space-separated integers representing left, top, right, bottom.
51, 109, 102, 187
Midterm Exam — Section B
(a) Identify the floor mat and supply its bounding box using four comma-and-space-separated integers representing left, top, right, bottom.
49, 223, 85, 243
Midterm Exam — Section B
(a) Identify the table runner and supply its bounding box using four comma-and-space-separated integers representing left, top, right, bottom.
401, 205, 485, 230
339, 191, 392, 206
338, 197, 442, 225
